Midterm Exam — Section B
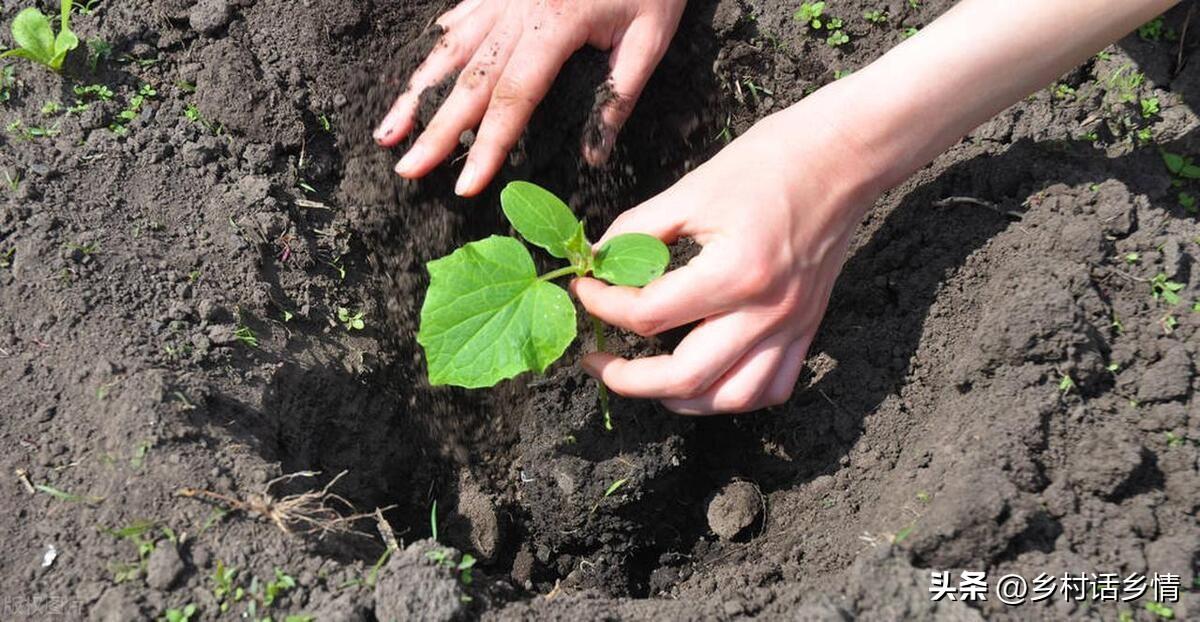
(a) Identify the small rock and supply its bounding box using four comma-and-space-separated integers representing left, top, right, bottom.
1137, 345, 1193, 404
706, 480, 762, 540
90, 588, 141, 622
207, 324, 238, 346
145, 544, 185, 590
189, 0, 233, 34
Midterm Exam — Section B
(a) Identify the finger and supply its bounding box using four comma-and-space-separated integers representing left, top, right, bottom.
581, 312, 775, 400
761, 336, 811, 407
583, 18, 675, 165
573, 249, 750, 336
661, 331, 793, 415
394, 20, 521, 179
455, 30, 582, 196
436, 0, 486, 28
374, 14, 495, 147
596, 192, 693, 246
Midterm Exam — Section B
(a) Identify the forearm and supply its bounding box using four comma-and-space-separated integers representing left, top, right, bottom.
792, 0, 1179, 205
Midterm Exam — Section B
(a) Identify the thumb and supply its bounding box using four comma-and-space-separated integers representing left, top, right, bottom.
596, 191, 692, 247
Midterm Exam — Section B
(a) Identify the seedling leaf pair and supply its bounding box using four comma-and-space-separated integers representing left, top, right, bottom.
2, 0, 79, 72
418, 182, 670, 389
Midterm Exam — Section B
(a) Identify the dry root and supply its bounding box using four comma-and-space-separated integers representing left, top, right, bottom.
177, 470, 386, 538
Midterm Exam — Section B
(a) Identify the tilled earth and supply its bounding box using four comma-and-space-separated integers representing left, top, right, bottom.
0, 0, 1198, 620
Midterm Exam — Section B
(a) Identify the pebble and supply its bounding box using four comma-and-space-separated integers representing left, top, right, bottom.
145, 544, 185, 590
706, 480, 762, 540
189, 0, 233, 34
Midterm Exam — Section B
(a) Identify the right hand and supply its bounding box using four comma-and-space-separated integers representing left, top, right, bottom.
373, 0, 688, 197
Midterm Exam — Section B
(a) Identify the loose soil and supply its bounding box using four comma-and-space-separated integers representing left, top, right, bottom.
1, 0, 1198, 620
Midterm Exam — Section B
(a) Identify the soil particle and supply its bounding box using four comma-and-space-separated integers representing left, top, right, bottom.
88, 588, 142, 622
190, 0, 235, 35
144, 542, 184, 593
1136, 343, 1194, 403
373, 542, 469, 622
705, 480, 762, 540
1068, 423, 1146, 498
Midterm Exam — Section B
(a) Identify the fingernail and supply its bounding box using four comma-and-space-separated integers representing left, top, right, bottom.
395, 145, 426, 176
454, 161, 476, 196
372, 124, 390, 142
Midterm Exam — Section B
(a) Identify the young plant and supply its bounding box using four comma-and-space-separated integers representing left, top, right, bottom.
0, 64, 14, 102
336, 307, 365, 331
862, 9, 887, 24
1161, 151, 1200, 179
1179, 192, 1197, 213
1150, 272, 1185, 305
794, 2, 827, 29
1138, 16, 1164, 41
418, 182, 670, 421
1140, 97, 1160, 119
162, 604, 197, 622
1, 0, 79, 72
826, 29, 850, 47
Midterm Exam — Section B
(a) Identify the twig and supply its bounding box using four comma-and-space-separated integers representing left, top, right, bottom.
934, 195, 1024, 219
15, 469, 35, 494
375, 508, 400, 552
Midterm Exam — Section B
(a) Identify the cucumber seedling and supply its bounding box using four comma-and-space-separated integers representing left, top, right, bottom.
1, 0, 79, 73
418, 182, 670, 428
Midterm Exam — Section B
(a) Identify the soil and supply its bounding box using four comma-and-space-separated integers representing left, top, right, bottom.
1, 0, 1198, 620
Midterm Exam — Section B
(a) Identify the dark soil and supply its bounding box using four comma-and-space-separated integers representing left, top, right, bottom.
1, 0, 1198, 620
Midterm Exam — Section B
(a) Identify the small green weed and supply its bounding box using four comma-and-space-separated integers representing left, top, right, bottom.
863, 9, 886, 24
794, 2, 826, 28
336, 307, 365, 331
161, 604, 197, 622
1150, 273, 1185, 305
1140, 97, 1160, 119
1138, 17, 1164, 42
1161, 151, 1200, 179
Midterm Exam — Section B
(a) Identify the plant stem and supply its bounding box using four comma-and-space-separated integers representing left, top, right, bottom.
590, 314, 613, 431
538, 266, 581, 282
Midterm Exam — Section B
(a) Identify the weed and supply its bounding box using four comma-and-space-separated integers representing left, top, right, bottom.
1053, 83, 1076, 101
85, 36, 110, 69
1179, 192, 1197, 214
1140, 97, 1160, 119
263, 568, 296, 607
336, 307, 365, 331
1145, 600, 1175, 619
863, 9, 887, 24
419, 182, 670, 426
1058, 373, 1075, 393
1161, 151, 1200, 179
1107, 65, 1145, 104
234, 321, 258, 348
1150, 273, 1185, 305
1, 0, 79, 72
794, 2, 826, 29
102, 520, 159, 583
6, 118, 60, 140
1138, 16, 1164, 41
0, 64, 15, 102
161, 604, 197, 622
109, 83, 156, 135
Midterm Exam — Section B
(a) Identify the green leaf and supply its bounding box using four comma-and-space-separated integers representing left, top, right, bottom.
7, 8, 55, 64
500, 181, 580, 259
418, 236, 576, 388
1162, 151, 1185, 174
593, 233, 670, 287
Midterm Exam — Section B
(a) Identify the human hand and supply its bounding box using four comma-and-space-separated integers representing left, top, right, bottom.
374, 0, 687, 197
571, 90, 881, 414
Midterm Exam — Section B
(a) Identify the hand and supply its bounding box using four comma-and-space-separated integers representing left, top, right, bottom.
374, 0, 687, 197
571, 89, 881, 415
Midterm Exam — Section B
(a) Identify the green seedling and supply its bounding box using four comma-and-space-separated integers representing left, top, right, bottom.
863, 9, 887, 24
0, 64, 15, 102
1193, 300, 1200, 313
1053, 83, 1076, 101
6, 118, 59, 140
892, 524, 915, 544
3, 169, 19, 193
74, 83, 112, 101
234, 324, 258, 348
38, 483, 102, 504
263, 568, 296, 607
907, 0, 920, 8
418, 182, 669, 424
826, 29, 849, 47
1161, 151, 1200, 179
162, 604, 197, 622
794, 2, 826, 29
1140, 97, 1160, 119
75, 0, 102, 16
1138, 16, 1164, 41
102, 520, 158, 583
110, 83, 156, 135
0, 248, 14, 267
1145, 601, 1175, 619
318, 113, 332, 132
1107, 65, 1145, 104
1058, 373, 1075, 393
833, 69, 854, 80
1179, 192, 1197, 213
86, 36, 110, 69
901, 26, 919, 39
336, 307, 365, 331
1, 0, 79, 72
212, 560, 241, 612
1124, 252, 1140, 264
1150, 273, 1185, 305
915, 490, 931, 503
40, 100, 61, 115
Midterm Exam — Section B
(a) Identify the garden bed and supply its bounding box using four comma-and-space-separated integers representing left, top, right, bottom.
0, 0, 1197, 619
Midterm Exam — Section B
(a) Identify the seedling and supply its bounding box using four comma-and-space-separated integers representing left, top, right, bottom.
2, 169, 18, 193
1053, 83, 1076, 100
1150, 273, 1185, 305
1140, 97, 1160, 119
0, 64, 14, 102
162, 604, 197, 622
826, 29, 849, 47
212, 561, 240, 612
109, 83, 156, 135
1, 0, 79, 72
794, 2, 826, 29
863, 10, 887, 24
102, 520, 158, 583
1161, 151, 1200, 179
1145, 600, 1175, 619
263, 568, 296, 607
418, 182, 669, 426
1178, 192, 1197, 214
1058, 373, 1075, 393
85, 36, 110, 69
1107, 65, 1145, 104
590, 477, 630, 514
1124, 252, 1140, 264
0, 248, 14, 267
74, 82, 112, 101
336, 307, 365, 331
901, 26, 919, 39
1138, 16, 1164, 41
234, 324, 258, 348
